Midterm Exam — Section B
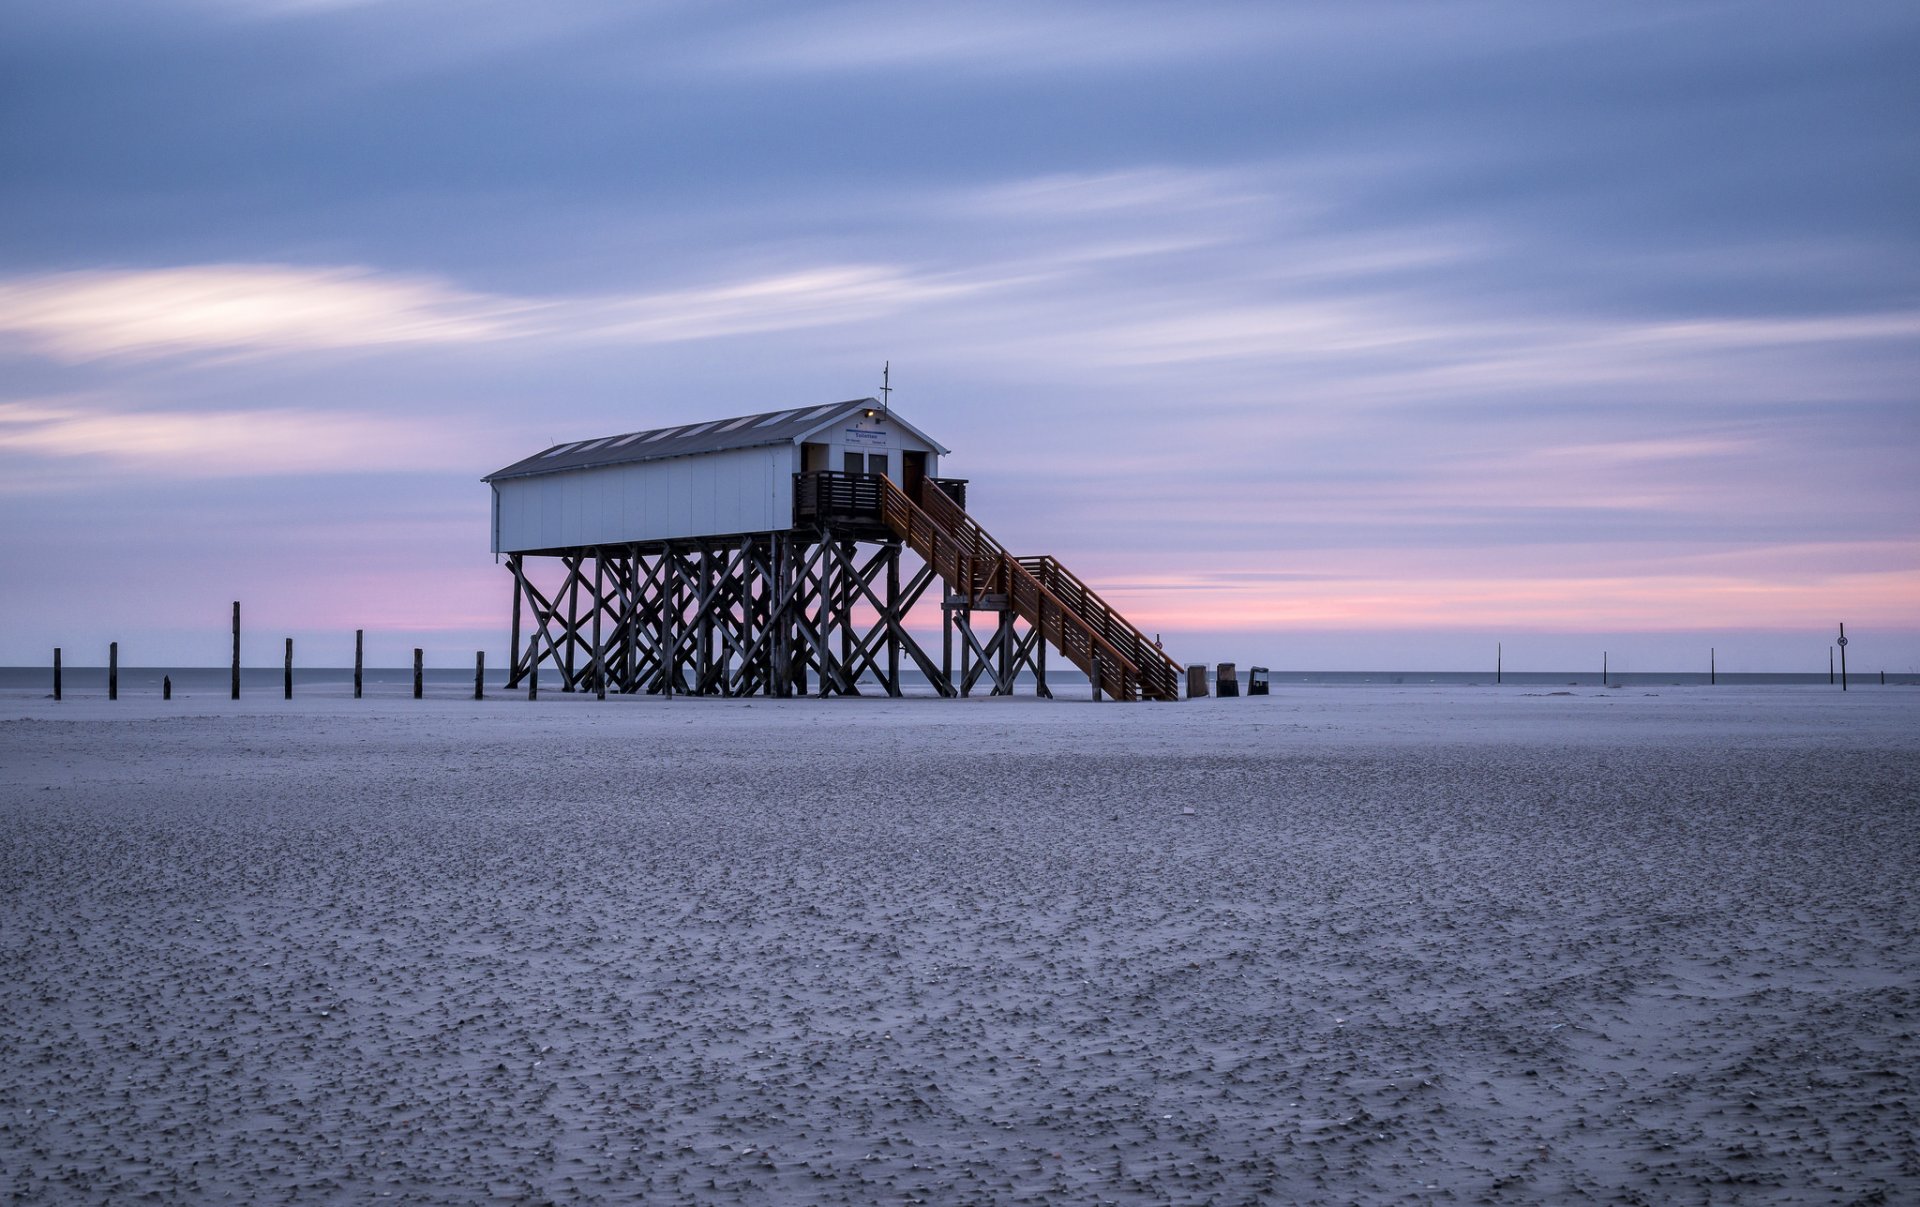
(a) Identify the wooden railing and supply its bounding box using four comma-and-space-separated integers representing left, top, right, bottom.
875, 477, 1153, 700
795, 471, 885, 524
1017, 556, 1182, 702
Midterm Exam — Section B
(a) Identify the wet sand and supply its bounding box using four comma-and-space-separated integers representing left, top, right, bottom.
3, 686, 1916, 1203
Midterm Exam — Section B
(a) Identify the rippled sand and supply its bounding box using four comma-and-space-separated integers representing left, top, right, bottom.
3, 685, 1916, 1204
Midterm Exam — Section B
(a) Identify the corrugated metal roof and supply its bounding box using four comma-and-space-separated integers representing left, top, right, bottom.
485, 398, 946, 483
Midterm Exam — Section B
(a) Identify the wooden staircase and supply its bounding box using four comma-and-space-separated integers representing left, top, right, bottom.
1016, 555, 1183, 703
874, 476, 1179, 701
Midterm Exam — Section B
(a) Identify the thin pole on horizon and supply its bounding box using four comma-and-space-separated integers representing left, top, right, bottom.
1838, 622, 1849, 692
1603, 651, 1608, 687
1829, 646, 1835, 685
284, 638, 293, 700
413, 649, 424, 699
1711, 647, 1716, 685
108, 641, 117, 701
475, 651, 485, 701
231, 601, 240, 700
354, 630, 363, 699
1497, 642, 1502, 685
53, 647, 61, 701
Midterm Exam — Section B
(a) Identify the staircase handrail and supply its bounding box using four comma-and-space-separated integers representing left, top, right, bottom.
1016, 555, 1182, 698
876, 478, 1149, 699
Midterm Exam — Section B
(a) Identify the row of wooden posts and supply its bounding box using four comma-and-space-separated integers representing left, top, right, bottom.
44, 604, 1883, 701
49, 602, 485, 702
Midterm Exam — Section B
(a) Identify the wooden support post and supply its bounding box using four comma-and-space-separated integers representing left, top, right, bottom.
1036, 613, 1049, 698
163, 675, 171, 701
886, 545, 902, 697
1092, 651, 1103, 702
231, 601, 241, 700
527, 636, 539, 701
508, 554, 524, 688
413, 648, 424, 699
996, 608, 1013, 696
53, 647, 61, 701
354, 629, 364, 698
564, 556, 580, 691
959, 607, 972, 697
284, 637, 292, 699
942, 599, 954, 697
592, 551, 607, 700
838, 540, 854, 693
475, 650, 485, 700
109, 641, 118, 701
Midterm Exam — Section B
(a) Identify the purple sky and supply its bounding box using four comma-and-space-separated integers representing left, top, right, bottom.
2, 1, 1915, 673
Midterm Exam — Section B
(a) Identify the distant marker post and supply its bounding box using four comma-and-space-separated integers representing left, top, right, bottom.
1837, 622, 1848, 692
231, 601, 241, 700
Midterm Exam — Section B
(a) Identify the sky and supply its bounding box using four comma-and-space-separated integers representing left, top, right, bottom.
2, 0, 1916, 674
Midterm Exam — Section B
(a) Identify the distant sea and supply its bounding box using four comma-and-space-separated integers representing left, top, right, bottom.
4, 666, 1912, 697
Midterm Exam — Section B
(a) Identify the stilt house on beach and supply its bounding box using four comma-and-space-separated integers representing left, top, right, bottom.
484, 399, 1180, 700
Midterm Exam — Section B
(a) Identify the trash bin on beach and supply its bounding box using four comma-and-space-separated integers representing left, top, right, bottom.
1186, 664, 1208, 698
1248, 666, 1269, 695
1216, 662, 1239, 697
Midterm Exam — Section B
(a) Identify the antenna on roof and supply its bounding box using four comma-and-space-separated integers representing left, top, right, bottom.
879, 361, 891, 418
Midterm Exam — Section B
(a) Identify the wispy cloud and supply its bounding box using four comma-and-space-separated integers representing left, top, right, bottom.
0, 398, 469, 476
0, 262, 995, 363
696, 2, 1279, 75
0, 266, 528, 362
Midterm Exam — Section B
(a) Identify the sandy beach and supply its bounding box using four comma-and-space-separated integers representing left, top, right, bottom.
2, 684, 1916, 1204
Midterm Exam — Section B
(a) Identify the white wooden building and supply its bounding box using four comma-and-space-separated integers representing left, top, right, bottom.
484, 399, 947, 555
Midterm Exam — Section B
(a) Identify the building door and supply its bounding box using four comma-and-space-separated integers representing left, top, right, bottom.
903, 450, 926, 499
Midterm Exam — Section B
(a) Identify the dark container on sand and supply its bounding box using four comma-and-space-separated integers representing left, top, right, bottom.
1248, 666, 1269, 695
1187, 664, 1208, 698
1217, 662, 1239, 698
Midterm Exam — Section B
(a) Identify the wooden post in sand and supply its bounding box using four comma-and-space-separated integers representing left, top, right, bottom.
284, 638, 293, 699
354, 629, 364, 699
1711, 647, 1716, 686
231, 601, 241, 700
527, 636, 539, 701
413, 649, 424, 699
1091, 651, 1103, 701
108, 642, 118, 700
1838, 623, 1848, 692
474, 651, 485, 700
53, 647, 62, 701
163, 675, 171, 701
1829, 647, 1834, 685
1496, 642, 1502, 684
